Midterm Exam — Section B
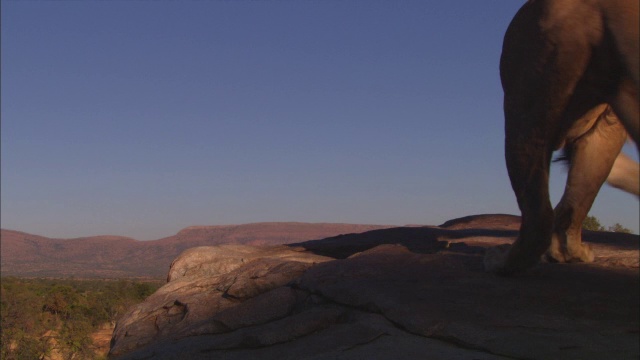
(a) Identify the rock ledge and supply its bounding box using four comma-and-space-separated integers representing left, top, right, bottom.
110, 215, 639, 360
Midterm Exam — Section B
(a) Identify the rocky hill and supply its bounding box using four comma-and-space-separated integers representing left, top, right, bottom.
0, 223, 392, 279
109, 214, 639, 360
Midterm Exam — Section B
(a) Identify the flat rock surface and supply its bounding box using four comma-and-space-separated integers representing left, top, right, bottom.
110, 214, 639, 360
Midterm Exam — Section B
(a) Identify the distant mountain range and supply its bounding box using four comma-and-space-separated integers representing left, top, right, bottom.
0, 223, 393, 279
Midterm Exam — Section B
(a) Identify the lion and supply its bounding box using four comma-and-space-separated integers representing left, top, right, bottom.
484, 0, 639, 275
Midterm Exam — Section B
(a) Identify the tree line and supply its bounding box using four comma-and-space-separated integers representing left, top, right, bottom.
582, 215, 633, 233
0, 277, 161, 360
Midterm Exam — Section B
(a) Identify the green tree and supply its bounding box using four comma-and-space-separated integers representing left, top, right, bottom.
0, 278, 50, 359
608, 223, 632, 233
57, 317, 94, 359
42, 285, 78, 318
582, 215, 605, 231
9, 330, 50, 360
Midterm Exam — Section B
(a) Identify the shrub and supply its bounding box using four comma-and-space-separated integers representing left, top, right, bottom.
582, 215, 605, 231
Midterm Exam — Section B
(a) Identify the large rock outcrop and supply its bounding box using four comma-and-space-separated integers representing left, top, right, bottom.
110, 215, 639, 359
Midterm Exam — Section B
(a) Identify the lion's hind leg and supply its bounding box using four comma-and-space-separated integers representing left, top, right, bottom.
486, 0, 611, 274
547, 107, 627, 263
485, 122, 556, 275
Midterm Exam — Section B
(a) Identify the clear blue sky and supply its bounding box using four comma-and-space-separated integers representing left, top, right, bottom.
2, 1, 638, 240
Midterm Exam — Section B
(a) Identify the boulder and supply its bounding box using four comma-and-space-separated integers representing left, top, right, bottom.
110, 215, 639, 360
109, 244, 332, 356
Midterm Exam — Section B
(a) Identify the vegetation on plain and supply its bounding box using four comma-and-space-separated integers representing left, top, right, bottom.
582, 215, 632, 233
0, 277, 161, 360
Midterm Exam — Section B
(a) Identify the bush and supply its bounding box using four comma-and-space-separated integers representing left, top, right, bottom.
608, 223, 632, 234
582, 215, 634, 234
0, 277, 161, 359
582, 215, 605, 231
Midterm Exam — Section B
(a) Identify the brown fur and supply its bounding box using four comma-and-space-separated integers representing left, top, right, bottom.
485, 0, 639, 274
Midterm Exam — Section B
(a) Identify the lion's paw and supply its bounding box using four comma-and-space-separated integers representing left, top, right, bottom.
545, 243, 594, 263
544, 246, 567, 263
566, 243, 595, 263
545, 235, 567, 263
